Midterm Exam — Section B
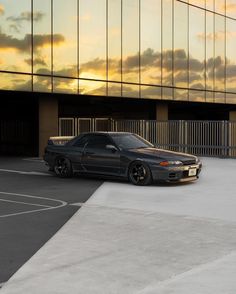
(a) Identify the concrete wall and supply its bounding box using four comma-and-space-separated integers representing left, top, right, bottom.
39, 97, 58, 157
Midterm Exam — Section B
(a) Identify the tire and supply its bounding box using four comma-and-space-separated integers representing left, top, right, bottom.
54, 157, 73, 178
128, 161, 152, 186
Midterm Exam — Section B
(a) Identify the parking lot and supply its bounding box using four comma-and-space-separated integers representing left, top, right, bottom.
1, 157, 236, 293
0, 157, 102, 285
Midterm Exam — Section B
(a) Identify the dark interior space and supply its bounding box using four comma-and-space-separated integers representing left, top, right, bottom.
0, 91, 38, 156
58, 94, 157, 119
168, 101, 235, 121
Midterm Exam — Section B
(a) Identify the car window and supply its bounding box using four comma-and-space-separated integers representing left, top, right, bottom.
111, 134, 153, 149
86, 135, 113, 149
72, 135, 90, 148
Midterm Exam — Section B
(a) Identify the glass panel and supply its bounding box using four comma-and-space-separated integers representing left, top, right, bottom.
214, 14, 225, 92
188, 0, 205, 9
174, 1, 188, 88
79, 79, 106, 96
0, 73, 31, 91
79, 0, 106, 80
108, 0, 121, 82
162, 0, 173, 86
215, 0, 226, 14
206, 12, 214, 91
206, 91, 214, 103
214, 92, 225, 103
108, 82, 121, 97
122, 0, 139, 83
189, 90, 206, 102
140, 0, 161, 85
0, 0, 31, 72
206, 0, 214, 11
122, 84, 139, 98
226, 93, 236, 103
189, 6, 205, 90
33, 0, 51, 75
141, 86, 161, 99
33, 75, 52, 92
162, 87, 173, 100
226, 18, 236, 93
53, 0, 77, 77
226, 0, 236, 18
174, 89, 188, 101
53, 78, 78, 94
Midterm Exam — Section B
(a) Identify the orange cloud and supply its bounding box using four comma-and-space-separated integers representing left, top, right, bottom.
226, 3, 236, 12
0, 33, 65, 52
0, 4, 4, 16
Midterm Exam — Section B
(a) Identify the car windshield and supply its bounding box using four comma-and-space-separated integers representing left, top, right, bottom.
111, 134, 154, 150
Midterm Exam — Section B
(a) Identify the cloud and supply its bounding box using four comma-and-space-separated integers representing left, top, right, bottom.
226, 3, 236, 12
0, 33, 65, 52
7, 11, 45, 33
24, 57, 47, 66
7, 11, 44, 23
81, 58, 106, 74
0, 4, 4, 16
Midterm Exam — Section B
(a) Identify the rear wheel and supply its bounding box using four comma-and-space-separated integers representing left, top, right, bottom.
54, 157, 73, 178
128, 161, 152, 186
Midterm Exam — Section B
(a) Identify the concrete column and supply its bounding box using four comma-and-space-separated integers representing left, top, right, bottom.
156, 103, 168, 121
229, 110, 236, 121
156, 103, 168, 147
39, 97, 58, 157
229, 111, 236, 157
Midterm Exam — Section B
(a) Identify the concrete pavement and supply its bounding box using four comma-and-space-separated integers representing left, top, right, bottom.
1, 157, 236, 293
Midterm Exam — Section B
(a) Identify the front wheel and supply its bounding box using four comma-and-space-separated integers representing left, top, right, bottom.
128, 161, 152, 186
54, 157, 73, 178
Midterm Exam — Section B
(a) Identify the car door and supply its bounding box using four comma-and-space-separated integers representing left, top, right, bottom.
81, 134, 121, 175
67, 135, 90, 171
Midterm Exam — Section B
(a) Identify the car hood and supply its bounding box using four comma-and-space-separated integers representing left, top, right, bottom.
129, 147, 197, 163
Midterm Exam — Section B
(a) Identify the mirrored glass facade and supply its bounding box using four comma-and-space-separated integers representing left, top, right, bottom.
1, 0, 236, 104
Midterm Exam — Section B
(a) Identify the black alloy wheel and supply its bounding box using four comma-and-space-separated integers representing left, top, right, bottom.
54, 157, 73, 178
128, 161, 152, 186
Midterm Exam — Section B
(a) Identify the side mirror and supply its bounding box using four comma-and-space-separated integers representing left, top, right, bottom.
106, 144, 118, 152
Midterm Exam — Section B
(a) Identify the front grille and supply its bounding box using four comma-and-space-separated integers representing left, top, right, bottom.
182, 159, 196, 166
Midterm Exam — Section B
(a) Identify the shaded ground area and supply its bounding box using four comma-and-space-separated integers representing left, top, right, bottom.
0, 157, 102, 284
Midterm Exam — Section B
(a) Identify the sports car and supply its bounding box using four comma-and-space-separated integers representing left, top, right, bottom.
44, 132, 202, 185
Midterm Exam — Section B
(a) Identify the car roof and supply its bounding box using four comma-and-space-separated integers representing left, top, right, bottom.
80, 132, 132, 136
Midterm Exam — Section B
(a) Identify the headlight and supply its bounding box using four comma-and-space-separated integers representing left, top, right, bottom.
159, 160, 183, 166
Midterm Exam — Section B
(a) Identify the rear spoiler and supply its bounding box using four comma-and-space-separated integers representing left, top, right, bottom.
48, 136, 75, 145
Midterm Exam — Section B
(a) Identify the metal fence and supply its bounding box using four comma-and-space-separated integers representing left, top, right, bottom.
58, 118, 236, 158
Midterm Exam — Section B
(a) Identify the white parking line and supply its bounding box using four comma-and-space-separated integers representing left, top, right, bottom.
0, 191, 67, 218
22, 158, 44, 163
0, 198, 52, 208
0, 169, 51, 176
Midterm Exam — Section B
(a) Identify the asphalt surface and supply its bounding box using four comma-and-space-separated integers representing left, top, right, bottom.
0, 157, 103, 284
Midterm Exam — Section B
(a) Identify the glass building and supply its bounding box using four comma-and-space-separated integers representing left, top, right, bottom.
1, 0, 236, 155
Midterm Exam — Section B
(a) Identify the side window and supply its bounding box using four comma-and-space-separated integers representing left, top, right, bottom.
86, 135, 112, 149
73, 135, 90, 148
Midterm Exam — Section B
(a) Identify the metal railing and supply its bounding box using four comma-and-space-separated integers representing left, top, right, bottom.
58, 118, 236, 158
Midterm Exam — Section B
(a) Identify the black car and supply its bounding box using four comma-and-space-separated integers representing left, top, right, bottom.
44, 132, 202, 185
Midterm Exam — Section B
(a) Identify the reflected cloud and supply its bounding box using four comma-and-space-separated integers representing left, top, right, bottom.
0, 33, 64, 52
198, 31, 236, 41
0, 4, 4, 16
7, 11, 44, 23
7, 11, 45, 33
226, 3, 236, 12
25, 57, 47, 66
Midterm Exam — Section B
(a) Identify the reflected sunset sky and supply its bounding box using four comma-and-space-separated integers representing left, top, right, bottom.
0, 0, 236, 103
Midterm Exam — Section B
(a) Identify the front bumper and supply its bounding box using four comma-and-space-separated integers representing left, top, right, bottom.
150, 163, 202, 183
